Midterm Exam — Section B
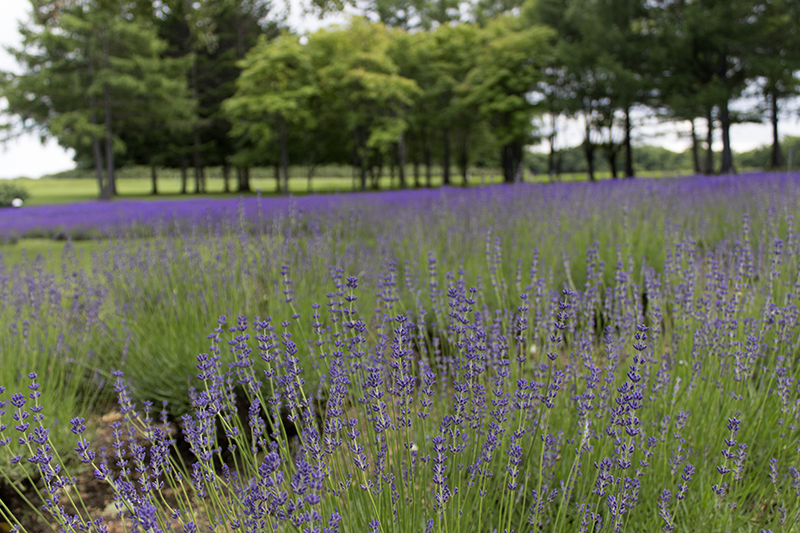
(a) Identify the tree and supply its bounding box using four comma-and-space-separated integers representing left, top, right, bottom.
390, 24, 486, 187
748, 0, 800, 169
655, 0, 762, 174
225, 31, 318, 193
156, 0, 282, 194
308, 0, 460, 30
308, 19, 420, 190
388, 30, 440, 186
1, 0, 192, 199
462, 18, 553, 183
531, 0, 655, 180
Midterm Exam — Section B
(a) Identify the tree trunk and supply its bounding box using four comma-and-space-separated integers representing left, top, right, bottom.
397, 132, 407, 189
151, 165, 158, 195
624, 107, 634, 178
223, 164, 230, 193
92, 136, 106, 199
442, 128, 451, 185
502, 145, 511, 183
372, 160, 382, 190
353, 127, 370, 191
705, 108, 714, 175
424, 145, 433, 187
690, 119, 701, 174
719, 54, 733, 174
237, 167, 251, 193
102, 32, 115, 198
502, 143, 520, 183
191, 56, 203, 194
720, 100, 733, 174
278, 114, 289, 193
274, 163, 281, 194
242, 167, 251, 193
584, 118, 595, 182
607, 147, 618, 178
103, 82, 115, 198
193, 154, 202, 194
770, 89, 783, 169
181, 157, 188, 194
360, 165, 368, 191
86, 51, 107, 199
459, 132, 470, 186
413, 160, 420, 188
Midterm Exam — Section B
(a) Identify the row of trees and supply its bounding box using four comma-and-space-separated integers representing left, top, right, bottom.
2, 0, 280, 199
2, 0, 800, 198
225, 19, 552, 191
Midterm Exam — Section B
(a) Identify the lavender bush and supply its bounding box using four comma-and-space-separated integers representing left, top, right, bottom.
1, 172, 800, 531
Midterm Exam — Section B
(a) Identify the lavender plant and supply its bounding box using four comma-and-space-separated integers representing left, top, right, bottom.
2, 173, 800, 531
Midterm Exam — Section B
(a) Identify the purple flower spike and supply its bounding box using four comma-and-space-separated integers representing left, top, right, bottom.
657, 489, 673, 532
70, 417, 86, 435
10, 393, 26, 409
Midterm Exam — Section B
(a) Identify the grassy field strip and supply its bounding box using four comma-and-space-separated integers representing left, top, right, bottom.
4, 167, 700, 205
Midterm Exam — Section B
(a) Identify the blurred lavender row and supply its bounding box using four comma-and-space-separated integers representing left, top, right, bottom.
0, 173, 797, 241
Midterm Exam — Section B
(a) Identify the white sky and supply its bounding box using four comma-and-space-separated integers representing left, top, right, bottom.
1, 0, 798, 179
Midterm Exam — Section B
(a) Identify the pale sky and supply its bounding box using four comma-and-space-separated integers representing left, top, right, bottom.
1, 0, 798, 179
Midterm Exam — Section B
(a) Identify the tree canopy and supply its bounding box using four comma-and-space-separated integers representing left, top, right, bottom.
2, 0, 798, 198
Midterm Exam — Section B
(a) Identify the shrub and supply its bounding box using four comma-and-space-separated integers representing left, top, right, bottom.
0, 181, 30, 207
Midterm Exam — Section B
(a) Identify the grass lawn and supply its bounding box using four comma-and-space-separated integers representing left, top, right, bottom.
6, 165, 695, 205
0, 238, 102, 267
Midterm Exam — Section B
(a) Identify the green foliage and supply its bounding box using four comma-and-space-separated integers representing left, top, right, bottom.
526, 144, 695, 175
0, 182, 30, 208
461, 18, 553, 181
1, 0, 193, 198
3, 0, 800, 195
738, 136, 800, 170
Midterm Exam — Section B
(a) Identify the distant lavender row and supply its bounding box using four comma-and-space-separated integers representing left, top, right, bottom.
1, 173, 798, 240
0, 187, 482, 239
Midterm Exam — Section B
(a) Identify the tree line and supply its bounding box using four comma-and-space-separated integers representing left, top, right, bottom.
1, 0, 799, 199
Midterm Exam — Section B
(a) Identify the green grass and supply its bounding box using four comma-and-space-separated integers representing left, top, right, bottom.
0, 238, 101, 269
6, 165, 702, 206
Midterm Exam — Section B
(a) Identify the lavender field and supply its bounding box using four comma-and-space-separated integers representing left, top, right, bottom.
2, 173, 800, 532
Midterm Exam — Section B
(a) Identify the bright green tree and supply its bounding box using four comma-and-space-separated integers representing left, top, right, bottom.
462, 18, 553, 183
225, 31, 318, 193
308, 19, 421, 190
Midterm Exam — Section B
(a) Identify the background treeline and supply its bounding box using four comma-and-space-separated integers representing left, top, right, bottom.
526, 136, 800, 175
1, 0, 799, 199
